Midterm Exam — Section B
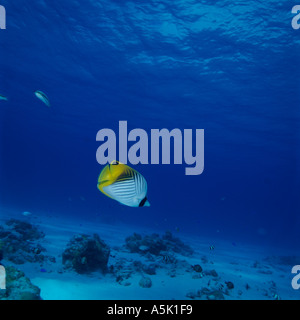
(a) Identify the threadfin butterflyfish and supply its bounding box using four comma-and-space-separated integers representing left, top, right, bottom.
97, 161, 150, 207
34, 90, 50, 107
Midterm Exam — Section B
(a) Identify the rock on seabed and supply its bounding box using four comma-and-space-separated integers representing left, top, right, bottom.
0, 266, 41, 300
62, 234, 110, 274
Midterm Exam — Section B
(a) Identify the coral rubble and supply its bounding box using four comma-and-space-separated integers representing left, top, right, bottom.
125, 231, 193, 257
0, 219, 48, 264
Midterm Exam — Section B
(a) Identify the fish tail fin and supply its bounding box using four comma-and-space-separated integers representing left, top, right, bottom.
144, 200, 150, 207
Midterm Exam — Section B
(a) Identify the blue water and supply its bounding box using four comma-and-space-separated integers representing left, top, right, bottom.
0, 0, 299, 255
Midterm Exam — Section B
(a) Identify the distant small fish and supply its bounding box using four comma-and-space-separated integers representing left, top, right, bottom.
34, 90, 50, 107
40, 268, 47, 273
32, 247, 41, 254
273, 294, 281, 300
138, 245, 150, 252
0, 94, 8, 101
22, 211, 32, 217
209, 245, 215, 251
161, 254, 176, 264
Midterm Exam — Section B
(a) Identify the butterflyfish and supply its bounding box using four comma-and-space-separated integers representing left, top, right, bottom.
97, 161, 150, 208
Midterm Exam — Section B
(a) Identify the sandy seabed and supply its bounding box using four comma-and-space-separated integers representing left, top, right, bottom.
0, 208, 299, 300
